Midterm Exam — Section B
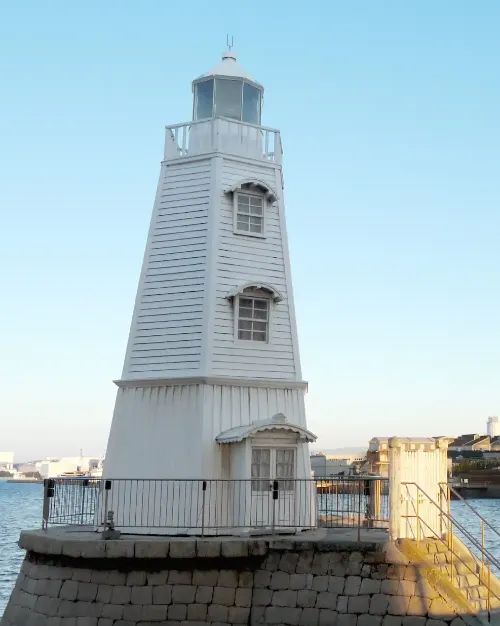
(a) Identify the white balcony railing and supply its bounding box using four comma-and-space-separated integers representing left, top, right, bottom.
164, 117, 282, 165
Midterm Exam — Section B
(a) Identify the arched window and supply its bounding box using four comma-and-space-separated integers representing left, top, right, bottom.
224, 179, 278, 239
226, 282, 283, 343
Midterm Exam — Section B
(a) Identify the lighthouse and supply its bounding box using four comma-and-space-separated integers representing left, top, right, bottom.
103, 50, 316, 533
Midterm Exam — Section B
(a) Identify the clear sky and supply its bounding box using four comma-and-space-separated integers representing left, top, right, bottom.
1, 1, 499, 461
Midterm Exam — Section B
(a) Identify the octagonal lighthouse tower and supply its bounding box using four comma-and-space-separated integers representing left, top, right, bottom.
104, 51, 316, 533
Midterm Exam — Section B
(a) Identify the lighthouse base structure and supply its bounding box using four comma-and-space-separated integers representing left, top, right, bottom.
103, 379, 316, 535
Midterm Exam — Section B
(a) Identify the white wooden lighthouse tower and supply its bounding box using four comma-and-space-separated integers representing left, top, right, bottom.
104, 50, 316, 532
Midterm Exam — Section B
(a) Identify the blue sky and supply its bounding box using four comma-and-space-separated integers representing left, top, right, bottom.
1, 1, 499, 460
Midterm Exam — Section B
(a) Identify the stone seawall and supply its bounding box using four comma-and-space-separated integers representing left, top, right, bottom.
1, 530, 469, 626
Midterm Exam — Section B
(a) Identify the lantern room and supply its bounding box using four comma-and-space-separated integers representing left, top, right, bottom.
192, 50, 263, 125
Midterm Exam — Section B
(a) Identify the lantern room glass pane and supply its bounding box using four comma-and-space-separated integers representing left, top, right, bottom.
195, 79, 214, 120
243, 82, 261, 124
215, 78, 243, 120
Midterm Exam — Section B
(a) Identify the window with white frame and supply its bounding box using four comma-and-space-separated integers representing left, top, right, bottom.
234, 192, 264, 236
237, 294, 269, 342
251, 448, 271, 492
276, 448, 295, 491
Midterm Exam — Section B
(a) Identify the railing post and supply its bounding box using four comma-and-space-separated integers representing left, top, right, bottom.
42, 478, 54, 530
388, 437, 402, 540
272, 480, 279, 533
201, 480, 207, 537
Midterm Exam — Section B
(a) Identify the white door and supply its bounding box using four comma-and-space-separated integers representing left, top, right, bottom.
250, 447, 296, 528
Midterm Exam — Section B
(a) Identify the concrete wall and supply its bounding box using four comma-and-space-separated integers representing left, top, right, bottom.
1, 531, 468, 626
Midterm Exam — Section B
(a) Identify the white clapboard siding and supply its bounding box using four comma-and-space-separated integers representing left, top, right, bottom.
122, 159, 212, 379
210, 157, 298, 379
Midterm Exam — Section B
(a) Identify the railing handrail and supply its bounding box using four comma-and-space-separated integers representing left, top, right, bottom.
165, 116, 280, 135
441, 481, 500, 541
402, 481, 500, 572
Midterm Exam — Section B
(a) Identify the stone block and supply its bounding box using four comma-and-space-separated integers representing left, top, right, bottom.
192, 569, 218, 586
131, 585, 153, 604
98, 621, 113, 626
317, 592, 338, 610
123, 605, 143, 622
228, 606, 251, 623
313, 576, 329, 592
24, 578, 38, 594
96, 585, 112, 603
46, 580, 63, 598
235, 587, 252, 607
47, 618, 62, 626
382, 617, 402, 626
90, 572, 109, 585
358, 616, 382, 626
319, 609, 338, 626
100, 605, 123, 620
153, 584, 172, 604
348, 596, 370, 614
221, 540, 248, 558
297, 590, 318, 608
387, 566, 407, 580
381, 580, 400, 595
361, 565, 372, 578
196, 539, 221, 558
168, 604, 187, 620
265, 606, 301, 625
254, 570, 271, 588
74, 601, 103, 618
30, 565, 50, 580
134, 541, 169, 558
388, 596, 410, 616
60, 581, 79, 602
370, 595, 390, 616
113, 621, 135, 626
280, 553, 300, 573
239, 571, 254, 588
194, 585, 213, 604
300, 607, 320, 626
249, 539, 268, 556
142, 604, 168, 621
270, 570, 291, 590
338, 614, 357, 626
449, 619, 465, 626
404, 567, 418, 582
413, 582, 438, 600
147, 572, 167, 586
126, 571, 146, 586
289, 573, 312, 590
345, 577, 362, 596
337, 596, 348, 613
187, 603, 208, 621
360, 579, 381, 595
61, 618, 77, 626
372, 565, 389, 580
218, 569, 239, 588
273, 590, 298, 607
329, 577, 345, 594
110, 585, 131, 604
80, 542, 106, 559
58, 600, 79, 618
296, 551, 315, 574
168, 570, 192, 584
76, 618, 98, 626
73, 570, 92, 583
212, 586, 236, 606
34, 579, 50, 596
171, 585, 196, 604
35, 596, 61, 617
104, 541, 135, 558
407, 597, 431, 617
347, 562, 363, 576
401, 618, 426, 626
253, 588, 273, 606
107, 571, 126, 585
169, 540, 196, 559
264, 552, 282, 572
398, 582, 416, 597
427, 599, 454, 620
425, 621, 447, 626
49, 567, 73, 582
77, 583, 98, 602
311, 554, 331, 576
207, 604, 229, 622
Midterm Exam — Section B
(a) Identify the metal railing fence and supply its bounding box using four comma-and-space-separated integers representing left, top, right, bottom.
42, 477, 389, 535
